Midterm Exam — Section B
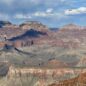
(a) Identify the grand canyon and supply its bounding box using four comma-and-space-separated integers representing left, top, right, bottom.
0, 20, 86, 86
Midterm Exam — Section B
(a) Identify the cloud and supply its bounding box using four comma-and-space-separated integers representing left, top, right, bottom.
13, 8, 66, 20
34, 12, 49, 17
65, 7, 86, 15
30, 0, 66, 5
46, 8, 53, 13
0, 13, 9, 20
34, 8, 57, 17
14, 13, 32, 19
14, 8, 54, 19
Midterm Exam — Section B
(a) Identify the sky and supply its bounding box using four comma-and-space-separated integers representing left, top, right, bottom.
0, 0, 86, 27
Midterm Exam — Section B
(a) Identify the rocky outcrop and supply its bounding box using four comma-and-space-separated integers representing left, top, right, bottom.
48, 72, 86, 86
7, 65, 86, 86
7, 66, 83, 78
20, 21, 48, 32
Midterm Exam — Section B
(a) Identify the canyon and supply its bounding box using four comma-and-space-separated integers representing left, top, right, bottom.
0, 21, 86, 86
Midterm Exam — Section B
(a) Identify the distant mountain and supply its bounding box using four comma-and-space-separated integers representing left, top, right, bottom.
20, 21, 48, 32
50, 28, 59, 31
61, 24, 82, 30
0, 21, 12, 28
0, 21, 86, 48
9, 29, 47, 41
0, 21, 51, 48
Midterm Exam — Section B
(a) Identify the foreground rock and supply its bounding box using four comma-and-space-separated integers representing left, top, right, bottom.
49, 72, 86, 86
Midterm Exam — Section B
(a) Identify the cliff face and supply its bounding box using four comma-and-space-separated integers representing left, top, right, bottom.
8, 65, 85, 78
8, 67, 72, 76
6, 66, 86, 86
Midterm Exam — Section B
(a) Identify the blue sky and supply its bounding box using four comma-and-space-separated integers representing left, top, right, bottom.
0, 0, 86, 27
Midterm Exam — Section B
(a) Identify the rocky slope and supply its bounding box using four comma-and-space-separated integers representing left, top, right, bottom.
49, 72, 86, 86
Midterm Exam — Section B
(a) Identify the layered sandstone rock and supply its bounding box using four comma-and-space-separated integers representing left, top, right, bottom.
20, 21, 48, 32
48, 72, 86, 86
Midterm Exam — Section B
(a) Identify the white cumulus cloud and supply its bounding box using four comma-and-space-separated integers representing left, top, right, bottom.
13, 8, 66, 20
14, 14, 32, 19
34, 8, 56, 17
0, 13, 9, 20
65, 7, 86, 15
46, 8, 53, 13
